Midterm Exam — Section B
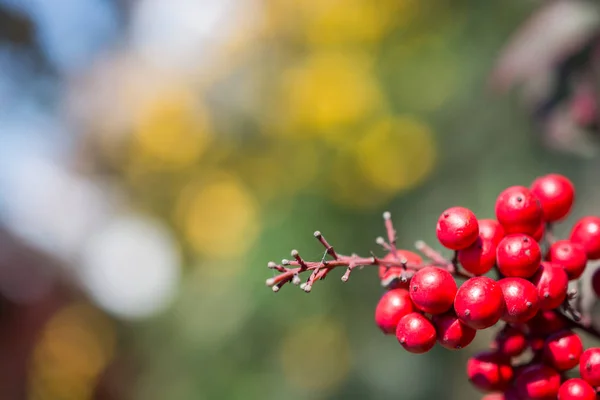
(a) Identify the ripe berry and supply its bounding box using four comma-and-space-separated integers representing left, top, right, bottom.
458, 236, 496, 276
432, 313, 476, 350
592, 267, 600, 298
395, 312, 436, 354
527, 310, 568, 336
570, 216, 600, 260
491, 325, 527, 358
455, 277, 505, 330
543, 330, 583, 371
479, 219, 506, 246
436, 207, 479, 250
515, 364, 561, 400
579, 347, 600, 386
529, 336, 546, 353
498, 278, 539, 323
530, 174, 575, 222
409, 267, 457, 315
467, 351, 514, 392
379, 250, 422, 289
495, 186, 543, 236
549, 240, 588, 280
496, 234, 542, 278
558, 378, 596, 400
374, 289, 414, 334
530, 262, 569, 310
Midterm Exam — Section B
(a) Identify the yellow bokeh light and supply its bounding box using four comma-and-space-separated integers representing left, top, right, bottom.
177, 173, 260, 259
279, 317, 351, 392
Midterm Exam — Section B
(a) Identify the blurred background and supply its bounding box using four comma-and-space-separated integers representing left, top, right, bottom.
2, 0, 600, 399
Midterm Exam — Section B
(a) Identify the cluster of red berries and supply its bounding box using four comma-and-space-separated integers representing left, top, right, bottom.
374, 174, 600, 399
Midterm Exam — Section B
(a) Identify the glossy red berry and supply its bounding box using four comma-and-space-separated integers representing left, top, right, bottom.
570, 216, 600, 260
467, 351, 514, 392
515, 364, 561, 400
432, 313, 476, 350
455, 277, 505, 330
527, 310, 568, 336
558, 378, 596, 400
436, 207, 479, 250
409, 267, 457, 314
498, 278, 539, 323
530, 174, 575, 222
379, 250, 422, 289
395, 312, 436, 354
579, 347, 600, 386
458, 236, 496, 276
549, 240, 588, 280
479, 219, 506, 246
530, 262, 569, 310
543, 330, 583, 371
496, 234, 542, 278
495, 186, 543, 236
592, 268, 600, 298
374, 289, 414, 334
491, 325, 527, 358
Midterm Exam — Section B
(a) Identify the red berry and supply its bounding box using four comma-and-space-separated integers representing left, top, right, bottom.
479, 219, 506, 246
496, 234, 542, 278
436, 207, 479, 250
530, 174, 575, 222
374, 289, 414, 334
558, 378, 596, 400
549, 240, 588, 280
527, 310, 568, 336
395, 312, 436, 354
467, 351, 514, 392
455, 277, 505, 330
495, 186, 543, 236
530, 262, 569, 310
379, 250, 422, 289
529, 336, 546, 353
458, 236, 497, 276
570, 216, 600, 260
592, 268, 600, 298
543, 330, 583, 371
432, 313, 476, 350
515, 364, 561, 400
409, 267, 457, 315
491, 325, 527, 358
498, 277, 540, 323
579, 347, 600, 386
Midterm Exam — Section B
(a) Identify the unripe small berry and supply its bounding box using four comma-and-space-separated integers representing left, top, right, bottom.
491, 325, 527, 358
527, 310, 568, 336
455, 277, 505, 330
379, 250, 422, 289
495, 186, 543, 236
530, 262, 569, 310
374, 289, 414, 334
530, 174, 575, 222
558, 378, 596, 400
579, 347, 600, 386
432, 313, 476, 350
570, 216, 600, 260
467, 351, 514, 392
458, 236, 497, 276
395, 312, 436, 354
496, 234, 542, 278
592, 267, 600, 298
543, 330, 583, 371
436, 207, 479, 250
409, 267, 457, 315
549, 240, 588, 280
478, 219, 506, 246
515, 364, 561, 400
498, 277, 539, 323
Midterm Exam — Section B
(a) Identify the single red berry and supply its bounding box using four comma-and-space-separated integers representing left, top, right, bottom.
531, 222, 545, 242
592, 267, 600, 298
529, 336, 546, 353
379, 250, 422, 289
479, 219, 506, 246
495, 186, 543, 236
579, 347, 600, 386
395, 312, 436, 354
432, 313, 476, 350
498, 277, 539, 323
530, 174, 575, 222
549, 240, 588, 280
530, 262, 569, 310
374, 289, 414, 334
455, 277, 505, 330
467, 351, 514, 392
436, 206, 479, 250
458, 236, 497, 276
409, 267, 457, 315
515, 364, 561, 400
558, 378, 596, 400
570, 216, 600, 260
527, 310, 568, 336
496, 234, 542, 278
543, 330, 583, 371
491, 325, 527, 358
